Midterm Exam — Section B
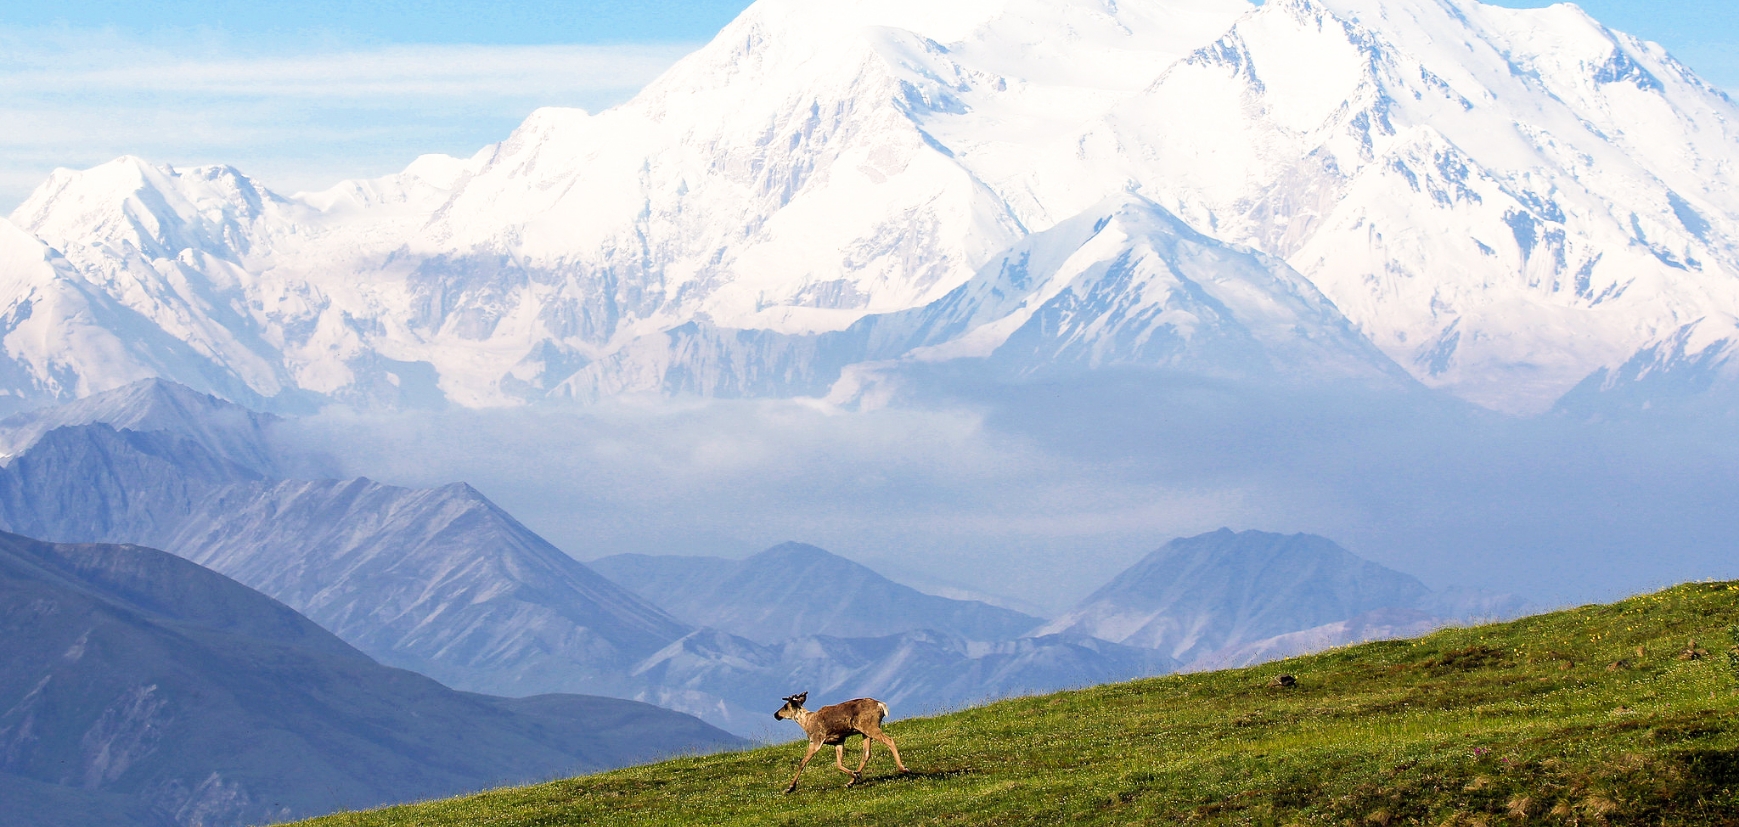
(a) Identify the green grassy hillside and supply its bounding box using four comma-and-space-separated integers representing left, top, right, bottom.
297, 582, 1739, 826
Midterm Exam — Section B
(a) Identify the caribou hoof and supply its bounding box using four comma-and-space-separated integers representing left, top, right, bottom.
783, 785, 797, 795
847, 773, 861, 787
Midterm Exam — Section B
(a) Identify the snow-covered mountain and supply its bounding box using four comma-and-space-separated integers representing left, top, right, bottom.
5, 0, 1732, 413
1021, 0, 1739, 411
0, 217, 254, 416
7, 155, 482, 411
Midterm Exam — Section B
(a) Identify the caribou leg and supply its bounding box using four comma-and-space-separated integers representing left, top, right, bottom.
876, 732, 908, 773
855, 734, 875, 776
834, 744, 860, 786
785, 742, 822, 794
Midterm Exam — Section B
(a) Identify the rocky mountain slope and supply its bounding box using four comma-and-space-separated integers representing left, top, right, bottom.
591, 542, 1042, 644
166, 478, 692, 697
0, 384, 1548, 737
0, 378, 308, 476
632, 627, 1173, 737
0, 422, 688, 698
1035, 529, 1468, 665
2, 0, 1733, 413
0, 419, 1186, 733
0, 531, 740, 827
0, 384, 1186, 734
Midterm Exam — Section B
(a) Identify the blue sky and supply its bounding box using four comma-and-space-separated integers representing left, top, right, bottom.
1, 1, 759, 44
0, 0, 1733, 209
8, 1, 1733, 50
1494, 1, 1739, 87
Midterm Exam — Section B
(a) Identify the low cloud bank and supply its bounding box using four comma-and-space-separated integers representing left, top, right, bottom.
284, 372, 1739, 615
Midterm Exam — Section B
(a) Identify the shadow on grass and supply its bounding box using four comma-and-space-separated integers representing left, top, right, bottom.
850, 767, 976, 789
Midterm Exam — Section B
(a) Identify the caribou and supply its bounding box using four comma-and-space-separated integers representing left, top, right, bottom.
774, 692, 908, 793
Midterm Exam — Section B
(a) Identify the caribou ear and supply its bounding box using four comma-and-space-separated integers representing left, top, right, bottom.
794, 692, 808, 704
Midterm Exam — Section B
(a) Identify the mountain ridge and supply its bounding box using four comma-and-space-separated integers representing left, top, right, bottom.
1036, 528, 1451, 664
0, 413, 692, 699
0, 378, 305, 475
591, 541, 1044, 644
1, 0, 1733, 413
0, 384, 1204, 737
0, 530, 741, 827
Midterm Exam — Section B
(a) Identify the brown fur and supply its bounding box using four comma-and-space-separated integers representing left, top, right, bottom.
774, 692, 908, 793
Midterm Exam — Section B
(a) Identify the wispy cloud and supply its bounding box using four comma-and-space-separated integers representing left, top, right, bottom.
0, 27, 694, 208
0, 40, 692, 98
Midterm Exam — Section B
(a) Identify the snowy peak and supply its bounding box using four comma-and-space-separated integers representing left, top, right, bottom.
1323, 0, 1739, 205
1022, 0, 1739, 411
3, 160, 309, 406
0, 216, 69, 294
14, 156, 286, 264
2, 0, 1737, 414
393, 23, 1025, 368
410, 0, 1251, 334
541, 192, 1415, 404
0, 217, 251, 409
876, 194, 1405, 383
296, 151, 489, 216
